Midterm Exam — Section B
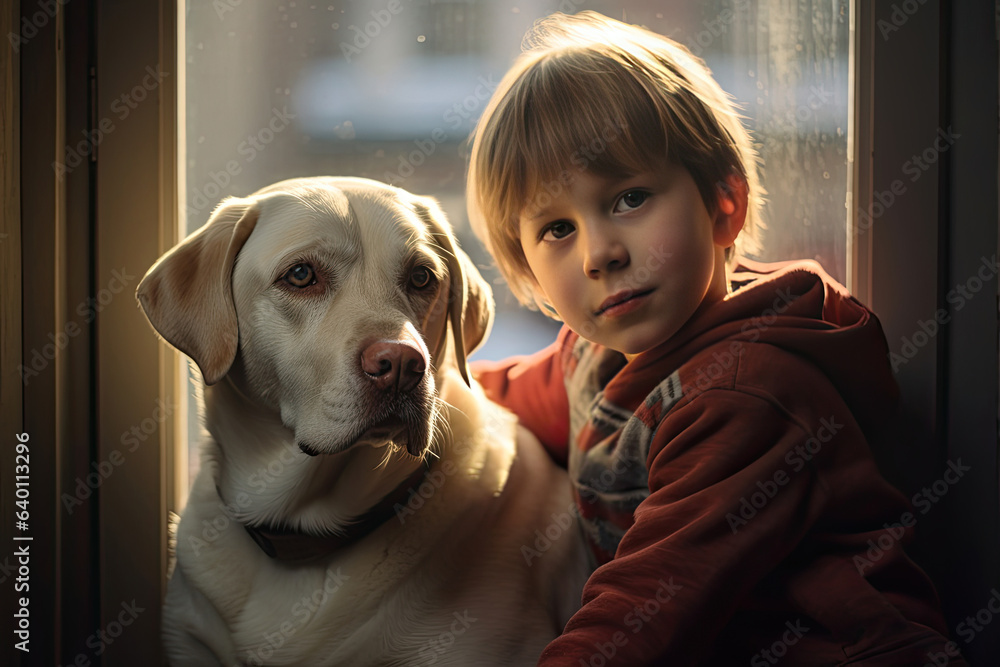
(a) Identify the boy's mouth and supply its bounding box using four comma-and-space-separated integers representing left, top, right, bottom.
595, 289, 654, 316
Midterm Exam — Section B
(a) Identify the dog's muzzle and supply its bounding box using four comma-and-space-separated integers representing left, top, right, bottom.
297, 326, 435, 458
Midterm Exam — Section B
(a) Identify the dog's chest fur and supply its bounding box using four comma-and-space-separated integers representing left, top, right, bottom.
171, 397, 580, 666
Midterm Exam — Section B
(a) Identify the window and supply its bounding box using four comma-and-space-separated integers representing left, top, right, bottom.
182, 0, 852, 487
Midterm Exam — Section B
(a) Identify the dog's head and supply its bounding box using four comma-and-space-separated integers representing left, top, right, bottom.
136, 177, 493, 459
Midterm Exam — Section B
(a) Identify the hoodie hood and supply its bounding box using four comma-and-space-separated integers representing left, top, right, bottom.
625, 258, 899, 431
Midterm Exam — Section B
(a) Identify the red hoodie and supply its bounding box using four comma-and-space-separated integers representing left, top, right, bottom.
474, 259, 965, 666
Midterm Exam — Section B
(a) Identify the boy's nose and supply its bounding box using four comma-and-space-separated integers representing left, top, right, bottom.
583, 228, 629, 277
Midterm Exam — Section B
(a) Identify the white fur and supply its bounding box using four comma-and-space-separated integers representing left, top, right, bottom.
140, 177, 591, 666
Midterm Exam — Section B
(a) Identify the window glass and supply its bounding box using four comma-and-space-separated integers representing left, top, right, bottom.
183, 0, 850, 482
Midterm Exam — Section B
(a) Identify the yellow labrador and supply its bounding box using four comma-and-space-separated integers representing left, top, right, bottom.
137, 177, 591, 666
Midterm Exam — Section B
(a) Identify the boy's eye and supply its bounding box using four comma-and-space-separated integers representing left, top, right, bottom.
614, 190, 649, 213
541, 220, 575, 241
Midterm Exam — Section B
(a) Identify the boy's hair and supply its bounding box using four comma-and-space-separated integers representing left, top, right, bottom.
467, 11, 765, 310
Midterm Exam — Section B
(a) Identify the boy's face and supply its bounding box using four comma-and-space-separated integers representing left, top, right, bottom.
518, 160, 744, 357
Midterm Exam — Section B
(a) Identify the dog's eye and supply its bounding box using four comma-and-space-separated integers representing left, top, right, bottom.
283, 263, 316, 288
410, 266, 434, 290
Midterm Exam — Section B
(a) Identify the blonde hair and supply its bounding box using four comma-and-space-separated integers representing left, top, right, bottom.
467, 11, 765, 309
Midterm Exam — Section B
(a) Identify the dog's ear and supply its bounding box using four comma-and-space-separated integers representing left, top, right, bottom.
413, 197, 494, 385
136, 197, 260, 385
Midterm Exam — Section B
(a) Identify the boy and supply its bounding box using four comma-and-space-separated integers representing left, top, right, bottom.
466, 11, 964, 666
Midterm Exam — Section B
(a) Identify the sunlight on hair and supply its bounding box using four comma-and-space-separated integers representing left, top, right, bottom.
467, 11, 766, 311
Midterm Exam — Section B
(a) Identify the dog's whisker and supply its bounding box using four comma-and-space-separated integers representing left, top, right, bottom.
429, 398, 456, 450
374, 444, 401, 471
435, 398, 477, 443
373, 449, 391, 471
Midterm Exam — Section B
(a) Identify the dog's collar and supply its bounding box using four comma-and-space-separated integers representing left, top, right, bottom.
218, 464, 428, 562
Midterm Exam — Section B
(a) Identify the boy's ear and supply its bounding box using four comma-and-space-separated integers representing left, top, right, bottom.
713, 172, 748, 248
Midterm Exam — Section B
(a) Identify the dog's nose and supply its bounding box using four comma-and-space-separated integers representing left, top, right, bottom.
361, 340, 426, 393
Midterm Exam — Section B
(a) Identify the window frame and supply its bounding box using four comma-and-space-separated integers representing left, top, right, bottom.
852, 2, 999, 660
92, 0, 186, 661
3, 0, 184, 663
